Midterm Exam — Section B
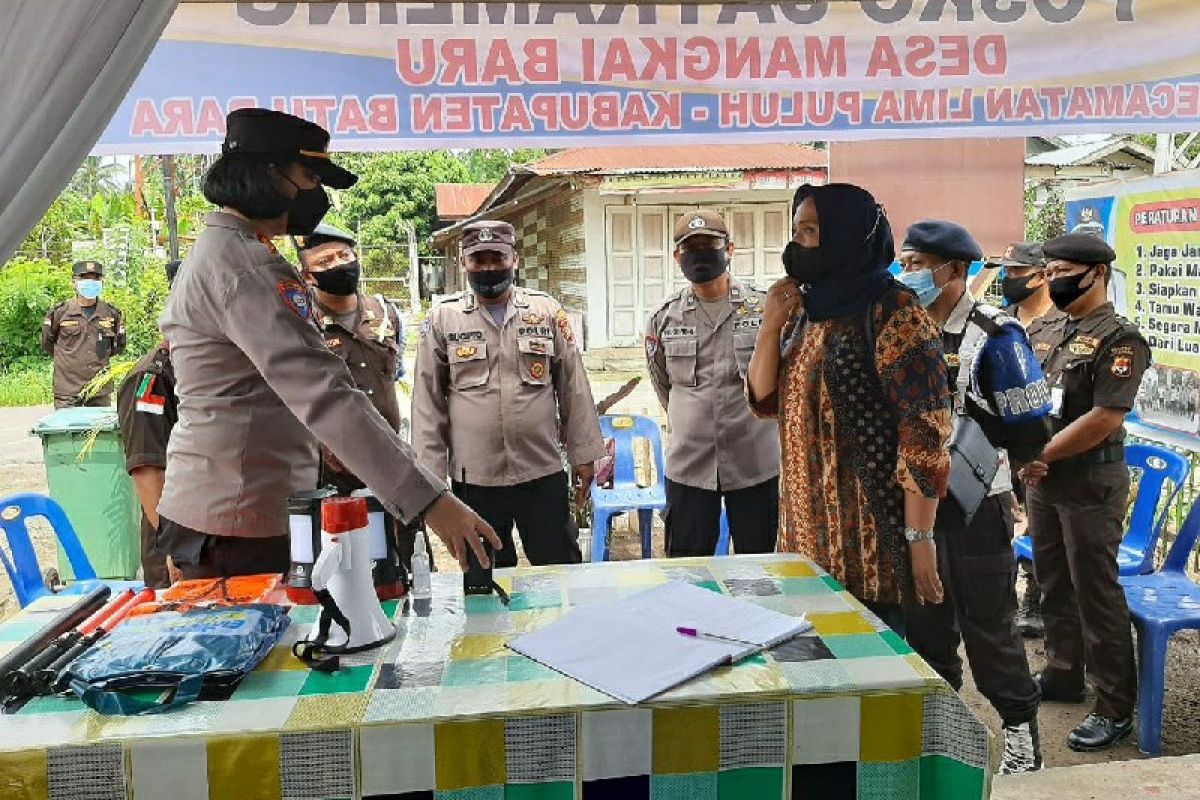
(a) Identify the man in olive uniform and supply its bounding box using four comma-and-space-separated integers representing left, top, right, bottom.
1019, 233, 1149, 751
983, 241, 1065, 639
645, 210, 779, 557
297, 225, 426, 572
412, 220, 605, 568
116, 260, 181, 588
42, 260, 126, 408
898, 221, 1052, 774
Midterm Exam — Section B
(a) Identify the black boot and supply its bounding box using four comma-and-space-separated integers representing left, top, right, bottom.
1035, 672, 1087, 704
1067, 713, 1132, 751
1016, 569, 1044, 638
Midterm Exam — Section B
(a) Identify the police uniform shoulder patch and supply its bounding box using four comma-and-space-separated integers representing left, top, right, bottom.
276, 280, 311, 320
134, 373, 166, 415
420, 317, 432, 338
645, 335, 659, 359
555, 308, 575, 343
255, 231, 279, 255
1111, 355, 1132, 378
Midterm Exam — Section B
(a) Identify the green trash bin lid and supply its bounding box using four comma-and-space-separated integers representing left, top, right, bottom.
32, 407, 121, 436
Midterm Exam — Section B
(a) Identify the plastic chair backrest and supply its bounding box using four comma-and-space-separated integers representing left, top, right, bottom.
1124, 443, 1191, 569
1162, 495, 1200, 576
598, 415, 666, 492
0, 493, 97, 607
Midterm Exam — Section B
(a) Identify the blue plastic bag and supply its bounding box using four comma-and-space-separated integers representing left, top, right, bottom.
66, 604, 290, 715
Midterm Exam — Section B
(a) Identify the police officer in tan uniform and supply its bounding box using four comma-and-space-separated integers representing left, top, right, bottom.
296, 225, 427, 572
42, 260, 126, 408
645, 210, 779, 557
157, 108, 498, 579
1019, 233, 1149, 752
412, 220, 605, 568
116, 260, 182, 588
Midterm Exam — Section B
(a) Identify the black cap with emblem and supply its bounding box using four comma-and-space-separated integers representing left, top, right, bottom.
223, 108, 357, 190
72, 260, 104, 278
461, 220, 517, 257
984, 241, 1045, 269
1043, 233, 1116, 266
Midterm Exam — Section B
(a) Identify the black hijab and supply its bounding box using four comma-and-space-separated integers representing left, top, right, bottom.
792, 183, 896, 322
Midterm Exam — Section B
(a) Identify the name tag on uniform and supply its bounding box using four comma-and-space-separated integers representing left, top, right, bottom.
518, 325, 553, 338
661, 326, 696, 339
732, 318, 762, 332
1050, 386, 1065, 417
447, 330, 485, 343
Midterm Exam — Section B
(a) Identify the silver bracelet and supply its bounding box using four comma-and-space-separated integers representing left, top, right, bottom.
904, 526, 935, 543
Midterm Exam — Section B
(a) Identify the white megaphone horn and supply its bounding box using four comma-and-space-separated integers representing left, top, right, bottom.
292, 497, 395, 671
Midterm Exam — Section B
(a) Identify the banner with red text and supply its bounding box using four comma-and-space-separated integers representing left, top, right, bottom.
96, 1, 1200, 153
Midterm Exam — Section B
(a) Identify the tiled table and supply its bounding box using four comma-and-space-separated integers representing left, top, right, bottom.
0, 554, 992, 799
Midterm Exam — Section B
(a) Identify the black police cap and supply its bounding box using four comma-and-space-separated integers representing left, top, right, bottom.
299, 224, 357, 251
222, 108, 357, 190
72, 260, 103, 278
900, 220, 983, 263
1042, 233, 1116, 265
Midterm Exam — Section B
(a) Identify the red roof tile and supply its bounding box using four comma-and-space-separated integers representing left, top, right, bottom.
529, 144, 826, 175
435, 183, 495, 220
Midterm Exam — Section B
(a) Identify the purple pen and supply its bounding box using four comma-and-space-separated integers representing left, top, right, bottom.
676, 626, 760, 647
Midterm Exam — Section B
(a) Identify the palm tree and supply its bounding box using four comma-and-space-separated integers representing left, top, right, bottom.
70, 157, 126, 197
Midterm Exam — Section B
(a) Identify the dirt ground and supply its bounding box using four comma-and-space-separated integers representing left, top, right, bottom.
1, 386, 1197, 769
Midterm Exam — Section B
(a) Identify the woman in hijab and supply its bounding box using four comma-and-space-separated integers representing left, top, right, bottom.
746, 183, 952, 628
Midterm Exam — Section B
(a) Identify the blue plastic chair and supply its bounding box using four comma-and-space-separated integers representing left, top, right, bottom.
0, 493, 139, 608
1013, 443, 1191, 575
1120, 497, 1200, 755
591, 415, 667, 561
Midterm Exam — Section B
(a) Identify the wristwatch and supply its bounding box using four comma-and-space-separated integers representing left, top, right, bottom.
904, 526, 935, 543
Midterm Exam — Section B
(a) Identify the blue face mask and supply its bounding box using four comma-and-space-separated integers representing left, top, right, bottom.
897, 263, 948, 308
76, 279, 103, 300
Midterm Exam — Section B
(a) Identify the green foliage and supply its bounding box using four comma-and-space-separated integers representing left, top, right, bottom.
337, 151, 471, 251
0, 260, 73, 367
0, 361, 53, 407
1025, 186, 1066, 241
459, 148, 548, 182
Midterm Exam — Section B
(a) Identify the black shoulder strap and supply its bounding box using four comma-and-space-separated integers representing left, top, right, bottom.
967, 306, 1005, 337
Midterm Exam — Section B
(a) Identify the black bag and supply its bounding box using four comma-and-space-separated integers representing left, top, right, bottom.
947, 413, 1000, 525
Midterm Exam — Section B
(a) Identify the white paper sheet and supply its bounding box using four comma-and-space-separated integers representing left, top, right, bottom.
507, 581, 811, 704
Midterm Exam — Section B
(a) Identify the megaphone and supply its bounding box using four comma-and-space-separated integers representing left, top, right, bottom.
292, 497, 395, 671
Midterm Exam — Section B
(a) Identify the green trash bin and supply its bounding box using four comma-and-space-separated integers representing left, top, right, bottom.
31, 407, 141, 581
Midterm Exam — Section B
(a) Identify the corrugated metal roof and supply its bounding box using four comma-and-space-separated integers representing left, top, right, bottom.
434, 183, 495, 219
528, 144, 827, 175
1025, 136, 1154, 167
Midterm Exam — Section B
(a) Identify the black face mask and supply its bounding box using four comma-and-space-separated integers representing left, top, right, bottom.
468, 268, 514, 299
312, 261, 360, 296
1001, 274, 1039, 306
286, 187, 331, 236
781, 241, 833, 284
679, 248, 728, 284
1049, 267, 1097, 310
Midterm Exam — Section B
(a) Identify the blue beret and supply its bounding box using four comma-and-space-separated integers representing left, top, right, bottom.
901, 220, 983, 262
1043, 232, 1115, 265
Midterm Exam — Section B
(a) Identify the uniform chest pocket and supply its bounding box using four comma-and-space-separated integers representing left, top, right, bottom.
449, 342, 489, 390
664, 338, 698, 387
518, 335, 554, 386
57, 320, 83, 341
1057, 358, 1093, 419
733, 331, 758, 377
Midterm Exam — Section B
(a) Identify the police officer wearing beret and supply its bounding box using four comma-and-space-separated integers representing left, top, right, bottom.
296, 225, 425, 572
1019, 233, 1148, 751
157, 108, 499, 579
984, 241, 1065, 639
645, 210, 779, 556
899, 220, 1052, 773
42, 260, 126, 408
116, 261, 182, 588
412, 220, 605, 568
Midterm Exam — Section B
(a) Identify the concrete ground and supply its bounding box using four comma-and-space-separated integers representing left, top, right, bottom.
993, 754, 1200, 799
